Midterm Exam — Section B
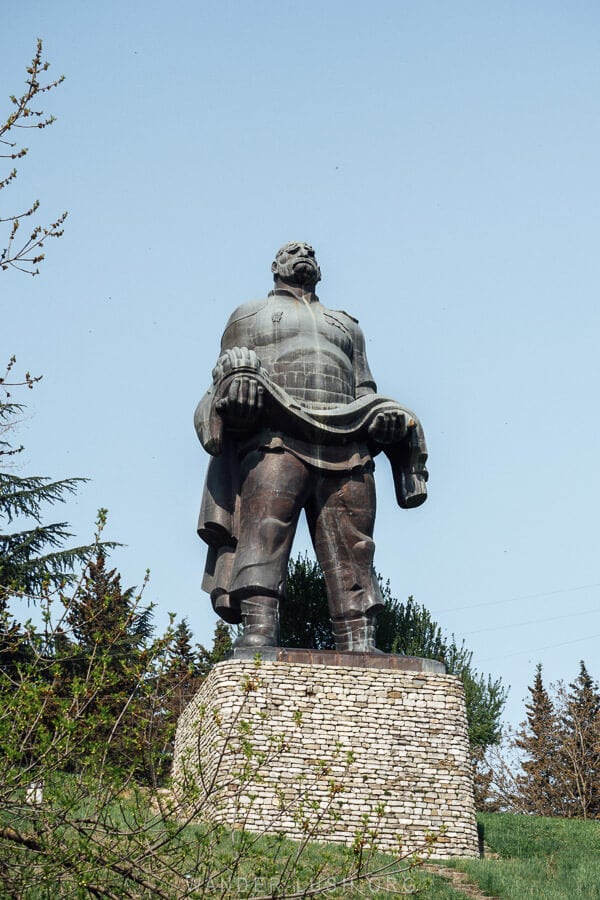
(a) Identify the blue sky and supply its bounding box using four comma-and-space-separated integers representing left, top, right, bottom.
4, 0, 600, 728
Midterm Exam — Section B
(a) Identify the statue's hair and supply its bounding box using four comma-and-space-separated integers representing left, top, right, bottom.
275, 241, 313, 258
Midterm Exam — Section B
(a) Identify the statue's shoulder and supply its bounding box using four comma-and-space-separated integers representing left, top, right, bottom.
223, 297, 269, 330
331, 308, 359, 325
325, 307, 361, 332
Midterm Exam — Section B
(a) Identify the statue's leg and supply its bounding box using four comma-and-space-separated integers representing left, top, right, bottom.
234, 594, 280, 649
330, 614, 380, 653
307, 466, 384, 653
230, 449, 309, 647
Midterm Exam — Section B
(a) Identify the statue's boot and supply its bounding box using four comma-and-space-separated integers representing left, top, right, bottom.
331, 614, 383, 654
233, 595, 280, 649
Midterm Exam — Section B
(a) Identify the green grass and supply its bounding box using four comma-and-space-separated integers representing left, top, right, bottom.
1, 770, 466, 898
445, 812, 600, 899
14, 775, 600, 898
176, 827, 467, 899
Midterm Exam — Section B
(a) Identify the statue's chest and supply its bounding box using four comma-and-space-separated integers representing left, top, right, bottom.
253, 301, 353, 356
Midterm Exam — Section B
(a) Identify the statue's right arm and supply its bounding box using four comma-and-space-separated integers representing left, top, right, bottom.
218, 299, 267, 354
194, 385, 221, 454
208, 301, 267, 438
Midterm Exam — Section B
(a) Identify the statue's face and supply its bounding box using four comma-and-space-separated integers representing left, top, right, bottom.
272, 241, 321, 287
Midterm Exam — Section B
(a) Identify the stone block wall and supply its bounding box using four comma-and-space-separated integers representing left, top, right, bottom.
172, 658, 479, 858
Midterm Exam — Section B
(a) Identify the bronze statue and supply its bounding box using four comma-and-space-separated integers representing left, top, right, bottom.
195, 242, 428, 653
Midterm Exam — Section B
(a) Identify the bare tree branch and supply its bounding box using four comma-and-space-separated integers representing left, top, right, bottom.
1, 39, 67, 276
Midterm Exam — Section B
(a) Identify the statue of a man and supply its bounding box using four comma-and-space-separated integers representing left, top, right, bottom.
195, 241, 428, 653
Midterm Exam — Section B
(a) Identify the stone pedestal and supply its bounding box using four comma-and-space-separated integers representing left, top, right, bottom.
172, 655, 479, 859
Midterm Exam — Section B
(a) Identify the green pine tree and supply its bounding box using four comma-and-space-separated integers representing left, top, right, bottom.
169, 618, 199, 675
66, 549, 153, 655
558, 660, 600, 819
60, 549, 156, 776
197, 620, 234, 674
164, 617, 203, 715
375, 589, 446, 659
1, 360, 114, 608
513, 663, 562, 815
280, 553, 335, 649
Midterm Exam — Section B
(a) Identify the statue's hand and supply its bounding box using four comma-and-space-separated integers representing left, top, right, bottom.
368, 410, 407, 445
215, 375, 264, 430
212, 346, 261, 383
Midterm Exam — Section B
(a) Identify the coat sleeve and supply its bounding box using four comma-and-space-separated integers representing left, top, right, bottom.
352, 321, 377, 397
334, 311, 377, 398
218, 299, 265, 353
193, 300, 263, 454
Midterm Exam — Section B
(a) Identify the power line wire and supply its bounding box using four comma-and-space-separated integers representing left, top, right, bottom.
481, 630, 600, 663
463, 605, 600, 636
437, 581, 600, 614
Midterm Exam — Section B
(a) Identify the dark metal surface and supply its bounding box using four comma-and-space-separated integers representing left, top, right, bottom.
195, 243, 429, 653
230, 646, 446, 674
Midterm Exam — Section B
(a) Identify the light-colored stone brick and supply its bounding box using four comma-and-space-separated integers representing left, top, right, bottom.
172, 659, 479, 859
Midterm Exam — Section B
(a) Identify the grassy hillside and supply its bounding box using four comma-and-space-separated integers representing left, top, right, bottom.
446, 812, 600, 899
5, 781, 600, 898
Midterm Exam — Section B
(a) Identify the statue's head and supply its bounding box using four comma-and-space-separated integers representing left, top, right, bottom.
271, 241, 321, 288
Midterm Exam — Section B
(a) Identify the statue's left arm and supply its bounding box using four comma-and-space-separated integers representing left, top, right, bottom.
338, 311, 428, 507
346, 314, 377, 399
341, 313, 407, 446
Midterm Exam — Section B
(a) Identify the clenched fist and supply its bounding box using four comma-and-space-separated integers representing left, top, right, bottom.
216, 375, 264, 430
367, 409, 406, 445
